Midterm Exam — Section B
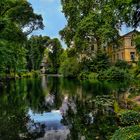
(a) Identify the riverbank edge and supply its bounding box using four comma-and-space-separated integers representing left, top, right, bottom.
0, 70, 40, 82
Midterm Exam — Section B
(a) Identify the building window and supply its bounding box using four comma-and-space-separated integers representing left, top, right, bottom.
130, 52, 135, 60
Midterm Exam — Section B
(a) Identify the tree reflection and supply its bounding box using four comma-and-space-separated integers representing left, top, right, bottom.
0, 77, 132, 140
0, 78, 47, 140
61, 95, 118, 140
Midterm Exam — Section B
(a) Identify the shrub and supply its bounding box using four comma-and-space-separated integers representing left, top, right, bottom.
98, 66, 132, 81
115, 60, 130, 69
131, 66, 140, 78
90, 51, 110, 72
88, 72, 98, 80
78, 72, 98, 80
78, 71, 89, 80
59, 57, 80, 78
111, 125, 140, 140
118, 110, 140, 126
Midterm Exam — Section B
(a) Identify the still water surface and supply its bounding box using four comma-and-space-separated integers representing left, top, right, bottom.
0, 76, 131, 140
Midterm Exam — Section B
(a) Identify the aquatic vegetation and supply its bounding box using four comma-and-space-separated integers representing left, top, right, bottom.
118, 110, 140, 126
111, 125, 140, 140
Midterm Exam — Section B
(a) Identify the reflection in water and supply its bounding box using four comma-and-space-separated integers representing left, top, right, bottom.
45, 94, 54, 105
0, 76, 132, 140
28, 110, 70, 140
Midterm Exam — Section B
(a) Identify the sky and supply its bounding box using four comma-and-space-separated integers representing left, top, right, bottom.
120, 25, 133, 36
28, 0, 67, 47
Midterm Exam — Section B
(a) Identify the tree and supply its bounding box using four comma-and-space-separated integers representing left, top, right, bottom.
26, 35, 50, 71
60, 57, 80, 78
89, 50, 110, 72
60, 0, 140, 52
47, 38, 63, 74
114, 0, 140, 27
60, 0, 120, 51
0, 0, 44, 76
0, 0, 44, 35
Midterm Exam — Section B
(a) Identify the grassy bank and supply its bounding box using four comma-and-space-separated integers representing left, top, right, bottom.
0, 70, 40, 81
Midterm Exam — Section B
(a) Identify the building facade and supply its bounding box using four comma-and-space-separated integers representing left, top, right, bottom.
107, 31, 139, 63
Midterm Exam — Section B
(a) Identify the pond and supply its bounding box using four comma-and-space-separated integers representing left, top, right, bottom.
0, 76, 133, 140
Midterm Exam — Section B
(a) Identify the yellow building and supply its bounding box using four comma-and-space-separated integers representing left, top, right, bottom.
107, 30, 139, 63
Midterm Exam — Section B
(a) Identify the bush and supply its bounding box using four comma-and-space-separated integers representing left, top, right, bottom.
98, 66, 132, 81
88, 72, 98, 80
78, 72, 98, 80
59, 57, 80, 78
131, 66, 140, 78
115, 60, 130, 69
118, 110, 140, 126
111, 125, 140, 140
78, 71, 89, 80
90, 51, 111, 72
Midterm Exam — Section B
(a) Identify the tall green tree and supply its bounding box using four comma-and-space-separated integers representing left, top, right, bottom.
26, 35, 50, 71
60, 0, 120, 50
0, 0, 44, 76
0, 0, 44, 35
47, 38, 63, 74
60, 0, 140, 51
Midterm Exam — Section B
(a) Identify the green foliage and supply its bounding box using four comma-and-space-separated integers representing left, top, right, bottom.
92, 95, 114, 108
60, 0, 140, 82
0, 40, 27, 74
90, 51, 110, 72
98, 66, 131, 81
26, 35, 50, 71
118, 110, 140, 126
78, 72, 98, 81
47, 38, 63, 73
0, 0, 44, 78
130, 66, 140, 78
114, 101, 120, 113
60, 57, 80, 78
115, 60, 130, 69
111, 125, 140, 140
78, 71, 89, 80
0, 0, 44, 35
60, 0, 140, 81
60, 0, 139, 50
